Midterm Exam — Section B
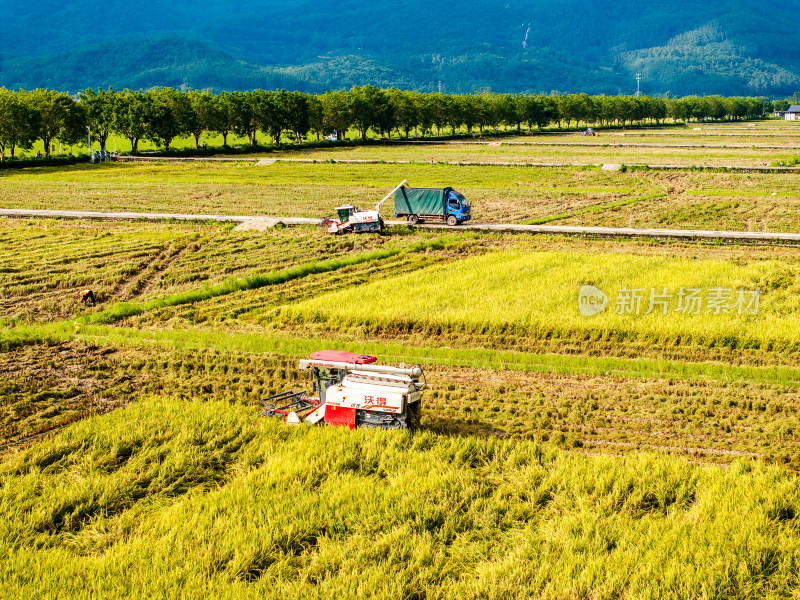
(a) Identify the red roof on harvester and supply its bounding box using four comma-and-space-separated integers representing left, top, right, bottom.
309, 350, 377, 364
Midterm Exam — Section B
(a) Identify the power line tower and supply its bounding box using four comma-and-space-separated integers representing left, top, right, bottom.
437, 80, 443, 94
636, 73, 642, 97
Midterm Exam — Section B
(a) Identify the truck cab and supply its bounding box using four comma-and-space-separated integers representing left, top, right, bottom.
447, 190, 471, 224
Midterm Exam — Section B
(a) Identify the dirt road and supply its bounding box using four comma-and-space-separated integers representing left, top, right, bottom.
3, 208, 800, 243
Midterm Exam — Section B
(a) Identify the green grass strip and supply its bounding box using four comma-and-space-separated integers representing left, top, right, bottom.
522, 192, 664, 225
5, 319, 800, 386
0, 322, 69, 352
72, 325, 800, 388
75, 234, 474, 326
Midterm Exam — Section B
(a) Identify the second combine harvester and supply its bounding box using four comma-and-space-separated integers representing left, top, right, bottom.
326, 180, 471, 233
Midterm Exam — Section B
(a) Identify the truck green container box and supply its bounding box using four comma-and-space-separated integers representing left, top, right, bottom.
394, 187, 453, 216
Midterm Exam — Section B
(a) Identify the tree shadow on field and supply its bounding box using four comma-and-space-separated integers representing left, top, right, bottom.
0, 162, 121, 176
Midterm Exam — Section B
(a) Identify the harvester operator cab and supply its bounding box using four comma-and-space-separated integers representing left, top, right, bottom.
302, 350, 380, 402
310, 367, 346, 402
336, 205, 356, 223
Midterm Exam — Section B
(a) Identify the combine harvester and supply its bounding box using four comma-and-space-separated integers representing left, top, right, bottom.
260, 350, 424, 430
325, 180, 408, 234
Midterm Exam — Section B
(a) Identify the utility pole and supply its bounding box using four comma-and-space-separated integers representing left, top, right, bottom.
87, 126, 91, 153
636, 73, 642, 97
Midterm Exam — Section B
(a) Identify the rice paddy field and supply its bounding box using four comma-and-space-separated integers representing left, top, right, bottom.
264, 137, 800, 167
3, 119, 800, 598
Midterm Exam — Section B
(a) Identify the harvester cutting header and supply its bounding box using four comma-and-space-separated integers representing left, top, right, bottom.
325, 180, 471, 233
261, 350, 424, 430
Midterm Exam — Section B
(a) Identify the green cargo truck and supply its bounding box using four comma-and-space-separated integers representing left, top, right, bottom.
394, 186, 471, 226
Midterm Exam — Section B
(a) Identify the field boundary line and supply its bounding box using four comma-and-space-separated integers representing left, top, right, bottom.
0, 208, 321, 226
4, 208, 800, 244
113, 155, 800, 173
522, 193, 665, 225
5, 320, 800, 386
66, 326, 800, 387
419, 221, 800, 243
391, 140, 800, 150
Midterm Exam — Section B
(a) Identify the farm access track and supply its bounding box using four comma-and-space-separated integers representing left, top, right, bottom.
3, 208, 800, 245
115, 155, 800, 174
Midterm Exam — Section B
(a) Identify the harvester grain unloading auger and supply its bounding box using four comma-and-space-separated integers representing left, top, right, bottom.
260, 350, 425, 430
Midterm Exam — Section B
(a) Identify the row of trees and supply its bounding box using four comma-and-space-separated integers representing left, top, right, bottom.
0, 86, 774, 159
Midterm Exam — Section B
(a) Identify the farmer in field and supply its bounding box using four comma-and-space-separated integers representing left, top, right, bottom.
77, 289, 96, 306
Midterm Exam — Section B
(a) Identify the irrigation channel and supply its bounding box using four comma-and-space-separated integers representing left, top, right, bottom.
3, 208, 800, 244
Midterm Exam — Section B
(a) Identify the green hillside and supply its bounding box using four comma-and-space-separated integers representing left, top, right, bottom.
2, 0, 800, 95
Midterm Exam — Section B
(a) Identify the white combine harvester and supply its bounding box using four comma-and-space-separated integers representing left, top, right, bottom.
260, 350, 424, 430
325, 180, 408, 234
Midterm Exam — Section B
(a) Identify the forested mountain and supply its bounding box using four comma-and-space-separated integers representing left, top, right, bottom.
2, 0, 799, 96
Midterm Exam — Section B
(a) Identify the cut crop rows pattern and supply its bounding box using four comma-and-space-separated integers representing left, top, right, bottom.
5, 340, 800, 468
0, 219, 440, 322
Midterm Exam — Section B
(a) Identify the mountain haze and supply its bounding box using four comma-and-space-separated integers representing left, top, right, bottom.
2, 0, 799, 96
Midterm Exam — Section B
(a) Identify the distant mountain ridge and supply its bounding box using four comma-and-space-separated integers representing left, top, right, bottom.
2, 0, 799, 96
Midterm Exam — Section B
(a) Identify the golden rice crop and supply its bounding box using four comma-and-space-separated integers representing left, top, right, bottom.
276, 248, 800, 351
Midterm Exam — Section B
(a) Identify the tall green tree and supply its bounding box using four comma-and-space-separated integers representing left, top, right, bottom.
501, 94, 523, 130
209, 91, 235, 146
321, 90, 351, 141
252, 90, 286, 145
229, 91, 258, 145
557, 94, 587, 128
446, 96, 465, 134
187, 90, 217, 148
388, 89, 417, 139
415, 92, 434, 138
473, 94, 493, 132
349, 85, 391, 140
27, 89, 85, 157
282, 91, 310, 143
113, 90, 149, 153
428, 93, 449, 136
307, 95, 324, 141
80, 88, 116, 152
458, 95, 478, 133
519, 95, 552, 131
0, 89, 40, 160
144, 88, 192, 151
